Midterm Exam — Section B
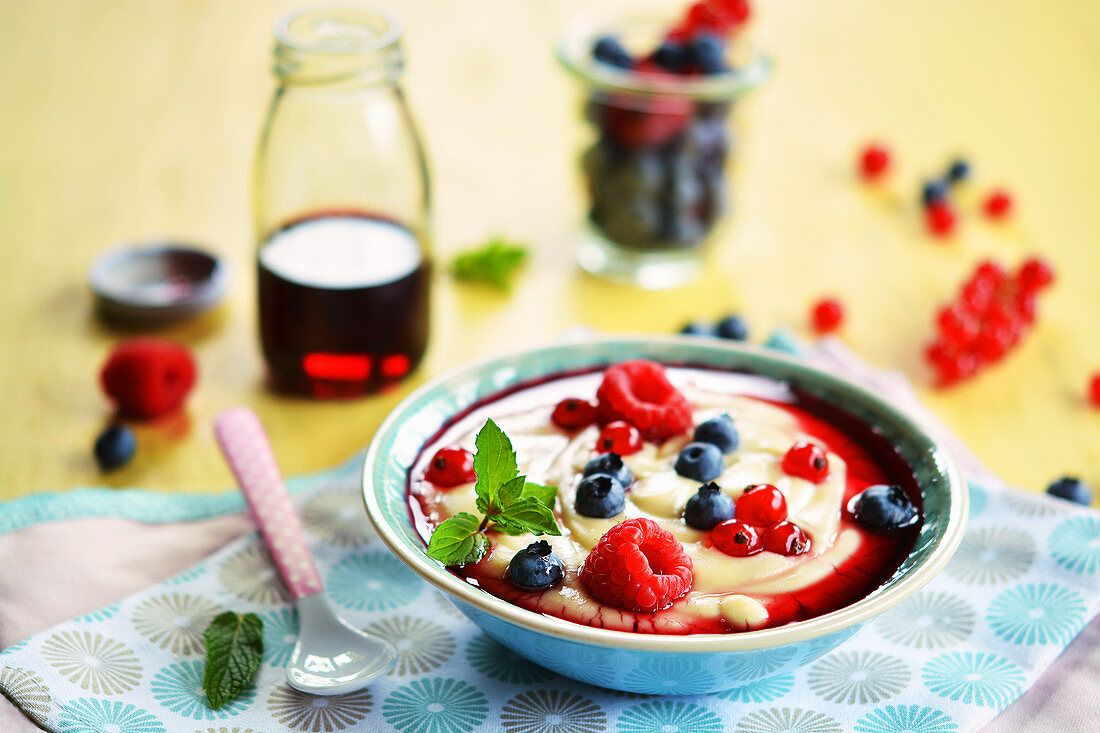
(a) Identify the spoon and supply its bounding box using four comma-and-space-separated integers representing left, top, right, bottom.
214, 406, 396, 695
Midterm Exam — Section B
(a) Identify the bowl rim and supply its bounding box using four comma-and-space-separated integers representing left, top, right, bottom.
363, 337, 968, 653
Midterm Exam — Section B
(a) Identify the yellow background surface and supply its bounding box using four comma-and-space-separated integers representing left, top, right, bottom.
1, 0, 1098, 500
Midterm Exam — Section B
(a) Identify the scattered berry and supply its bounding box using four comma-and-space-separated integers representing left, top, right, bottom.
946, 158, 971, 184
592, 35, 633, 69
781, 441, 829, 483
763, 521, 810, 556
1046, 476, 1092, 506
715, 314, 749, 341
1089, 372, 1100, 408
580, 518, 693, 613
583, 452, 634, 488
849, 484, 919, 533
596, 421, 643, 456
692, 414, 739, 454
680, 321, 716, 337
596, 360, 693, 442
574, 474, 627, 518
925, 201, 956, 237
683, 482, 735, 530
507, 540, 566, 591
983, 189, 1013, 220
711, 519, 763, 557
811, 298, 844, 334
99, 337, 197, 419
735, 483, 787, 526
921, 180, 948, 207
859, 144, 891, 180
674, 442, 726, 482
1018, 256, 1055, 292
424, 446, 476, 487
551, 398, 597, 432
94, 424, 136, 472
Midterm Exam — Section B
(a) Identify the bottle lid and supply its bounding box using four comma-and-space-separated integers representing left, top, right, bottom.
87, 242, 229, 325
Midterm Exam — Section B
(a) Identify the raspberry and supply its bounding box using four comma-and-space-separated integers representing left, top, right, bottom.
596, 360, 693, 442
424, 446, 475, 487
596, 421, 643, 456
811, 297, 844, 334
859, 144, 891, 180
551, 398, 597, 432
99, 337, 197, 419
580, 518, 693, 613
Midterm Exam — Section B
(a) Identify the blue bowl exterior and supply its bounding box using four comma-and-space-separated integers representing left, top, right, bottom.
363, 338, 967, 694
450, 596, 863, 695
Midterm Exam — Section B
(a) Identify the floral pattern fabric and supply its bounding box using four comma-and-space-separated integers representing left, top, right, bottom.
1, 454, 1098, 733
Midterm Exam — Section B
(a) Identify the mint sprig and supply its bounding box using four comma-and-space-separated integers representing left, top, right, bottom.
202, 611, 263, 710
426, 418, 560, 566
451, 237, 527, 289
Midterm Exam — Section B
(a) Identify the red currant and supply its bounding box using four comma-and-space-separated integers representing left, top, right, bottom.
983, 189, 1014, 220
781, 442, 829, 483
735, 484, 788, 526
1011, 289, 1037, 324
811, 297, 844, 333
711, 519, 763, 557
1089, 372, 1100, 409
925, 339, 956, 371
960, 278, 995, 316
858, 144, 891, 180
936, 305, 978, 345
925, 201, 956, 237
763, 521, 810, 556
1018, 256, 1055, 292
973, 259, 1009, 288
424, 446, 476, 488
687, 3, 723, 33
596, 421, 642, 456
551, 398, 597, 432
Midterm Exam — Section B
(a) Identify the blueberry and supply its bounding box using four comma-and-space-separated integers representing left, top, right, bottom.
674, 442, 725, 482
680, 321, 716, 337
574, 474, 626, 518
683, 482, 735, 530
687, 34, 728, 74
592, 35, 633, 69
693, 414, 739, 454
653, 40, 690, 73
507, 540, 565, 591
946, 158, 971, 184
94, 424, 136, 472
715, 315, 749, 341
1046, 476, 1093, 506
583, 453, 634, 488
922, 180, 948, 207
850, 484, 920, 533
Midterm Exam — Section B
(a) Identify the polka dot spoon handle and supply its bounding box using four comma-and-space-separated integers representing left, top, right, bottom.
214, 406, 324, 600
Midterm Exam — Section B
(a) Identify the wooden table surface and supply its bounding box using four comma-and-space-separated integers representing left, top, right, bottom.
2, 0, 1098, 501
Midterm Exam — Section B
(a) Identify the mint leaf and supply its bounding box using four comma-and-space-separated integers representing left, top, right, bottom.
426, 512, 490, 566
522, 482, 557, 507
473, 418, 518, 516
203, 612, 263, 710
452, 237, 528, 289
492, 497, 561, 536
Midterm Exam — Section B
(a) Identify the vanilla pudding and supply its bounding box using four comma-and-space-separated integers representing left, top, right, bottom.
408, 364, 921, 635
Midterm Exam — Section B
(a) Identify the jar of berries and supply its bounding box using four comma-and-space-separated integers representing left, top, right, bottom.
557, 1, 769, 288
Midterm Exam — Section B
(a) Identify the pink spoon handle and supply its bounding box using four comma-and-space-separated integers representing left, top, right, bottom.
214, 407, 324, 599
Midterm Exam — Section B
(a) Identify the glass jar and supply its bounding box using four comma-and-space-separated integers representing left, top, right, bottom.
557, 9, 769, 289
254, 4, 431, 398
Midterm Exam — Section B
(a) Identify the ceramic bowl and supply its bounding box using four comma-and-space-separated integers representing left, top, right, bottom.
363, 338, 967, 694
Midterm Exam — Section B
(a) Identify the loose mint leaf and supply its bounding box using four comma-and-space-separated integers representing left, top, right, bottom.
492, 497, 561, 537
203, 612, 263, 710
452, 237, 528, 289
426, 512, 490, 566
522, 481, 557, 507
473, 418, 518, 516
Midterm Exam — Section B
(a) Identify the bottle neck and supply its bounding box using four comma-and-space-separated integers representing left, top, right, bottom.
273, 5, 404, 87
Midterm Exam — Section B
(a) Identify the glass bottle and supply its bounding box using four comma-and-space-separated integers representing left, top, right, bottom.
254, 5, 431, 398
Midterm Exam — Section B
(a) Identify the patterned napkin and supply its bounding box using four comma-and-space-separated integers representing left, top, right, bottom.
3, 342, 1099, 733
